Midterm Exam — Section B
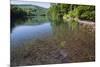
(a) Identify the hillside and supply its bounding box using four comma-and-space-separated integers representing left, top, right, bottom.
11, 4, 48, 16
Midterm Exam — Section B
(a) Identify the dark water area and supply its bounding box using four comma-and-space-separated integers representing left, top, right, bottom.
11, 16, 79, 47
11, 16, 95, 66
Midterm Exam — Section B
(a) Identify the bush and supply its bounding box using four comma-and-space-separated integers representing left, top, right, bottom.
11, 7, 27, 18
77, 5, 95, 21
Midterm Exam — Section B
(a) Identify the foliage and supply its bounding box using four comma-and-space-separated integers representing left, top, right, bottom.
11, 4, 95, 22
47, 3, 71, 21
48, 4, 95, 22
11, 5, 48, 19
77, 5, 95, 21
11, 6, 27, 18
63, 8, 79, 22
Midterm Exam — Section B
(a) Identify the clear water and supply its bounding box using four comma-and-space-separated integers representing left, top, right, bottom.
11, 16, 95, 66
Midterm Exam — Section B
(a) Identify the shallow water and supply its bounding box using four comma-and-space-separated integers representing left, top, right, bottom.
11, 16, 95, 66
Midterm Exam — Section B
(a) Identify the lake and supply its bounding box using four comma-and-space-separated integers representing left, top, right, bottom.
11, 16, 95, 66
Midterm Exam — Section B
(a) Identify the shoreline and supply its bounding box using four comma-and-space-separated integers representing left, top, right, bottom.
78, 20, 95, 26
78, 20, 95, 30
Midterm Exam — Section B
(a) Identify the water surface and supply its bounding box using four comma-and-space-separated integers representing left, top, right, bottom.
11, 16, 95, 66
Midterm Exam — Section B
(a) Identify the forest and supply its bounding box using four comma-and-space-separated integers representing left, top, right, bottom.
47, 3, 95, 22
11, 3, 95, 22
11, 5, 47, 18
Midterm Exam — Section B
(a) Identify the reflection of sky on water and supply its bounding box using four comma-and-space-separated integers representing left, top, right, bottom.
11, 22, 52, 47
